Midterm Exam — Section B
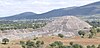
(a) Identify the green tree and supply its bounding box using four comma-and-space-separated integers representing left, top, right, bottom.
20, 41, 25, 45
72, 44, 82, 48
87, 45, 91, 48
35, 40, 45, 48
26, 40, 35, 48
79, 45, 83, 48
97, 44, 100, 48
21, 45, 26, 48
54, 41, 63, 46
58, 34, 64, 38
2, 38, 9, 44
36, 41, 41, 45
59, 45, 66, 48
90, 28, 97, 36
69, 42, 74, 46
49, 41, 63, 48
91, 45, 96, 48
78, 30, 85, 38
97, 28, 100, 32
66, 46, 72, 48
49, 43, 56, 48
20, 41, 26, 48
41, 41, 44, 45
88, 34, 93, 38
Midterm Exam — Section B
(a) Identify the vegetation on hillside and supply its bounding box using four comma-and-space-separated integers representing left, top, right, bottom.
86, 21, 100, 27
49, 41, 100, 48
20, 39, 44, 48
0, 20, 47, 31
78, 27, 100, 38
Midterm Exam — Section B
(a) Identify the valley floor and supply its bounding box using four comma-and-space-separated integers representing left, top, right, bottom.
0, 35, 100, 48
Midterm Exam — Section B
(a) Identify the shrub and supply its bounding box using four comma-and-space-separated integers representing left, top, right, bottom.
97, 28, 100, 32
78, 30, 85, 38
72, 44, 82, 48
58, 34, 64, 38
26, 40, 34, 46
87, 45, 91, 48
91, 45, 96, 48
97, 44, 100, 48
88, 34, 93, 38
20, 41, 25, 45
2, 38, 9, 44
69, 42, 74, 45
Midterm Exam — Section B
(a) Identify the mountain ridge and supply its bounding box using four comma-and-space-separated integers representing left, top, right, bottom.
0, 1, 100, 20
0, 12, 37, 20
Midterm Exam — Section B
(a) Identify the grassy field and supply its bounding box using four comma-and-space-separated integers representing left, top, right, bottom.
0, 34, 100, 48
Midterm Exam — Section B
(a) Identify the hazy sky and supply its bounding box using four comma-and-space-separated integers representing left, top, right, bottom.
0, 0, 100, 17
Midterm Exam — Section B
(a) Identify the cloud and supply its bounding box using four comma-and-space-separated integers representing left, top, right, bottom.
0, 0, 100, 17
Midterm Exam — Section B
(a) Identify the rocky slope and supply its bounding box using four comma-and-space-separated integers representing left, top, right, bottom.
0, 29, 34, 41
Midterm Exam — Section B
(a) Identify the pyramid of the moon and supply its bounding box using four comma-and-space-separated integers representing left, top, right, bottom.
39, 16, 92, 34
